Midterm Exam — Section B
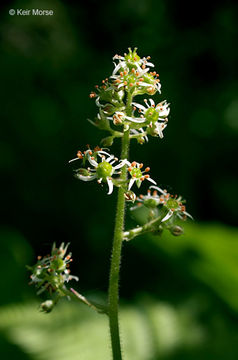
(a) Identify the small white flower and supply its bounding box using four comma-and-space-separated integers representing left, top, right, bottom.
127, 161, 156, 190
150, 186, 193, 221
106, 111, 147, 125
132, 98, 170, 120
130, 128, 149, 143
71, 148, 128, 195
132, 99, 170, 138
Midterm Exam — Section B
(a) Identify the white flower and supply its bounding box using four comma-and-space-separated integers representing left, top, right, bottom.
127, 161, 156, 190
106, 111, 147, 125
132, 98, 170, 120
130, 128, 149, 143
132, 99, 170, 138
150, 186, 193, 221
110, 49, 161, 94
112, 52, 154, 77
71, 148, 128, 195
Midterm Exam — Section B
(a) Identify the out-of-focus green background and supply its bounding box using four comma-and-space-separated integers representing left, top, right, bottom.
0, 0, 237, 359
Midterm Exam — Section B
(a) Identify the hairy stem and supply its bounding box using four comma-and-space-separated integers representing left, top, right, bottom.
108, 92, 133, 360
123, 214, 164, 241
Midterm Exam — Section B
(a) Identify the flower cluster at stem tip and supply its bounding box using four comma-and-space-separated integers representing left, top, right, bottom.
68, 48, 192, 236
89, 48, 169, 144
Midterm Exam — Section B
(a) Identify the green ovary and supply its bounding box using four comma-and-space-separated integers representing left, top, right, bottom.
145, 107, 159, 123
130, 167, 142, 179
96, 161, 113, 180
51, 258, 66, 272
166, 199, 179, 209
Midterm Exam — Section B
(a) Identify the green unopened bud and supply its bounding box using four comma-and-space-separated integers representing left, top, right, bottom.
103, 104, 117, 115
40, 300, 54, 313
169, 225, 184, 236
75, 168, 91, 177
125, 48, 140, 64
101, 136, 114, 147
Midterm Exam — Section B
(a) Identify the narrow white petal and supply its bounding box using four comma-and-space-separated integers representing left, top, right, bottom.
159, 108, 170, 117
130, 129, 138, 134
96, 97, 102, 107
132, 102, 146, 112
145, 61, 154, 67
118, 83, 125, 89
154, 123, 164, 138
77, 174, 97, 182
113, 159, 128, 169
113, 61, 124, 75
106, 155, 115, 163
128, 178, 135, 190
161, 210, 173, 222
149, 186, 167, 195
88, 158, 98, 167
125, 116, 146, 123
184, 211, 194, 219
147, 177, 157, 185
68, 158, 80, 163
98, 150, 111, 157
138, 82, 153, 87
140, 68, 150, 75
149, 99, 155, 107
107, 178, 114, 195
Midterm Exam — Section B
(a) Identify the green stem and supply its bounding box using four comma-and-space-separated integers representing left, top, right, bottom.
108, 92, 133, 360
123, 215, 164, 241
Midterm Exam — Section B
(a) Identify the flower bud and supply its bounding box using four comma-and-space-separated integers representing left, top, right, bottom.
101, 136, 114, 147
40, 300, 54, 313
124, 190, 136, 203
169, 225, 184, 236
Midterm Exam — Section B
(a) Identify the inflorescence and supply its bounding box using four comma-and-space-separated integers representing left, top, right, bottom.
69, 47, 192, 235
28, 243, 78, 312
29, 48, 192, 314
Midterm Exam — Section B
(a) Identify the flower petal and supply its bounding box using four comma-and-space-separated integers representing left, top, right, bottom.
161, 210, 173, 222
76, 174, 97, 182
147, 177, 157, 185
132, 102, 146, 112
125, 116, 146, 123
128, 178, 135, 190
149, 186, 167, 195
107, 178, 114, 195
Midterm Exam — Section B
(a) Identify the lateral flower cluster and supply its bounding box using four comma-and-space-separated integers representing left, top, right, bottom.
128, 186, 193, 238
28, 243, 78, 312
69, 147, 156, 195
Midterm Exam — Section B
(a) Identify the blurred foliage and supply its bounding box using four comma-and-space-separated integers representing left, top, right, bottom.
1, 223, 238, 359
0, 0, 237, 358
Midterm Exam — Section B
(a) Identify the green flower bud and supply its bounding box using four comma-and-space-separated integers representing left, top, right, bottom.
144, 198, 159, 208
124, 48, 140, 63
40, 300, 54, 313
169, 225, 184, 236
101, 136, 114, 147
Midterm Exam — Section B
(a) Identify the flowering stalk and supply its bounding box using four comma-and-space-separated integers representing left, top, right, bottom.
28, 48, 192, 360
108, 94, 132, 360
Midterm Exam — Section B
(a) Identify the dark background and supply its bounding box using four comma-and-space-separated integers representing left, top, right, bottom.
0, 0, 237, 359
